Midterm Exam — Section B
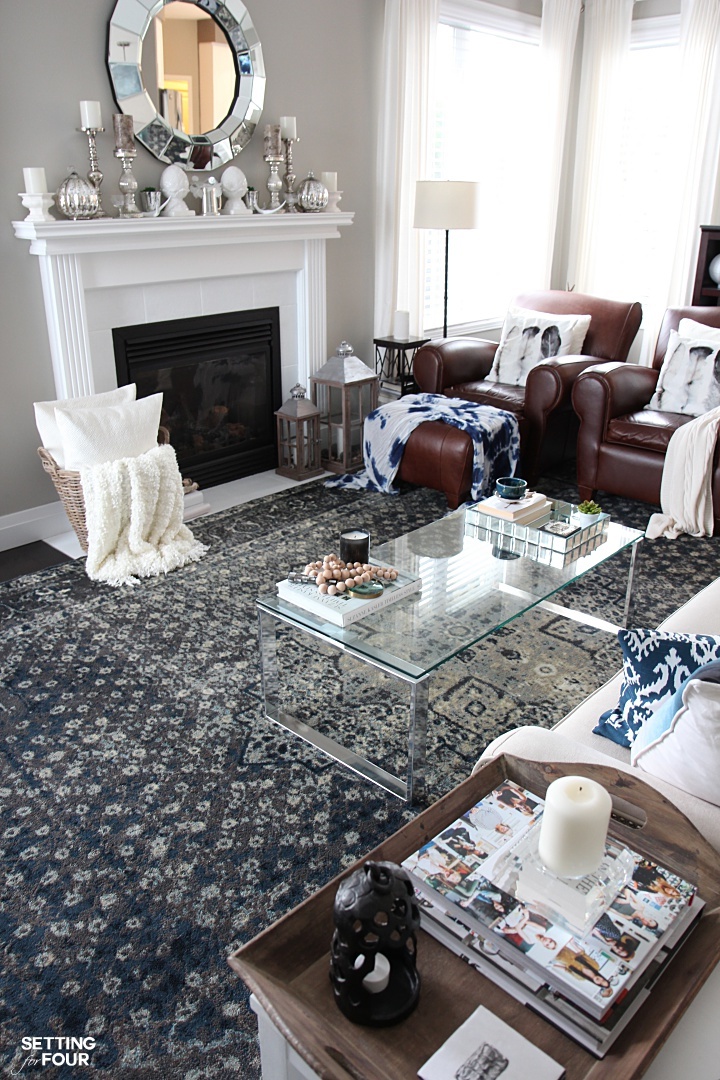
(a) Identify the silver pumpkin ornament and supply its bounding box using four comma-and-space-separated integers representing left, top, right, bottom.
297, 171, 328, 213
56, 169, 99, 220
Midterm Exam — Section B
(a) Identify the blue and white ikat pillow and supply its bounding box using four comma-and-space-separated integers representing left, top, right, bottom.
631, 659, 720, 805
593, 629, 720, 747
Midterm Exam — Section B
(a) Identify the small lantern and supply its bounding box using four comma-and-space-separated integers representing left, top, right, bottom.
310, 342, 379, 474
329, 861, 421, 1027
275, 384, 323, 480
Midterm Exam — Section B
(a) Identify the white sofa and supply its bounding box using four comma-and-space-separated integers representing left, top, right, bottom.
479, 576, 720, 853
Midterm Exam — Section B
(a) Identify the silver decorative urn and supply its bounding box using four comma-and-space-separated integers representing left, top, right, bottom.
56, 169, 99, 220
297, 172, 329, 213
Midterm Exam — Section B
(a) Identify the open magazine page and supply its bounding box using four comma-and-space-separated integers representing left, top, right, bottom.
403, 779, 698, 1017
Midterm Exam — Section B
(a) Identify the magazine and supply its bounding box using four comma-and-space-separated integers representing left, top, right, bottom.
402, 779, 701, 1022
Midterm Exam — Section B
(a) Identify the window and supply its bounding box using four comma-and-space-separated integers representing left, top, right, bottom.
423, 3, 543, 335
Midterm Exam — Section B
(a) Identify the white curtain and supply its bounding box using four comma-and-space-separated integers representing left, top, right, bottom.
566, 0, 634, 297
665, 0, 720, 309
535, 0, 583, 287
373, 0, 438, 339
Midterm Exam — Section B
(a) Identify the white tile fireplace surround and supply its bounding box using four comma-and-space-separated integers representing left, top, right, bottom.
9, 212, 353, 547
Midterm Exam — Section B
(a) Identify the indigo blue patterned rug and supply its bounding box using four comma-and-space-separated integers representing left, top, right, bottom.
1, 475, 718, 1078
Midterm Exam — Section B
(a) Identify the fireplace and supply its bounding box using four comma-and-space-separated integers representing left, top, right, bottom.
113, 309, 282, 487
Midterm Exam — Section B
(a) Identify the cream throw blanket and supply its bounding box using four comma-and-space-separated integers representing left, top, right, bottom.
80, 444, 207, 586
646, 406, 720, 539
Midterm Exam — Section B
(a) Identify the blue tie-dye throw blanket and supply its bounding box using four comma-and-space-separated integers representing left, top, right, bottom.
325, 393, 520, 501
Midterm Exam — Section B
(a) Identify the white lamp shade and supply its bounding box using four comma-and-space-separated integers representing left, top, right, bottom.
413, 180, 481, 230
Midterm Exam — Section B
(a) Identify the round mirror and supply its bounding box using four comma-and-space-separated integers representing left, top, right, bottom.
107, 0, 265, 172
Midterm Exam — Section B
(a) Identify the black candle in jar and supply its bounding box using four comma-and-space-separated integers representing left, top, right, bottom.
340, 529, 370, 564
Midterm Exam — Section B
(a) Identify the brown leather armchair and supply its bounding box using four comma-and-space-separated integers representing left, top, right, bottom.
572, 306, 720, 533
412, 290, 642, 482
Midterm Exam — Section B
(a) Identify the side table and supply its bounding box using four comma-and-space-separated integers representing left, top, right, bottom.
229, 755, 720, 1080
374, 336, 430, 396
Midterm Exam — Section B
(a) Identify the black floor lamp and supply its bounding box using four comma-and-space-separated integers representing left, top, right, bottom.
414, 180, 481, 338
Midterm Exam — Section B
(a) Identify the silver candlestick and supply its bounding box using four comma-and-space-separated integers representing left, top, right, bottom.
79, 126, 106, 217
282, 137, 299, 213
264, 154, 286, 212
114, 147, 142, 217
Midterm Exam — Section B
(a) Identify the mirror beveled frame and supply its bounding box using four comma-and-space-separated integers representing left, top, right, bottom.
107, 0, 265, 171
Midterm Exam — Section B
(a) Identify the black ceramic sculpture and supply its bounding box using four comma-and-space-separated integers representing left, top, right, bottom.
329, 860, 421, 1026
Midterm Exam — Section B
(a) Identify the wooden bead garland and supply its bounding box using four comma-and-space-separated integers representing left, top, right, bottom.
302, 554, 399, 596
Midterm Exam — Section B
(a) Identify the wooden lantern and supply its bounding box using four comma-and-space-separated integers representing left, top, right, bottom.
275, 384, 323, 480
310, 342, 379, 474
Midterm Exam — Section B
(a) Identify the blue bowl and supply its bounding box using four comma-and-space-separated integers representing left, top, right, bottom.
495, 477, 528, 500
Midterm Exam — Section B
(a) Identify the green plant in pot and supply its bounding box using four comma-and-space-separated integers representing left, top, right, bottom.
576, 499, 603, 524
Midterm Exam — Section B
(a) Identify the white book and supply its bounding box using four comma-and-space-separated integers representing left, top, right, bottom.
276, 568, 421, 627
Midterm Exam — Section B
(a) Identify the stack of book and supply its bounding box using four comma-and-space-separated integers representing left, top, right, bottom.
276, 567, 421, 627
402, 779, 703, 1057
473, 490, 552, 526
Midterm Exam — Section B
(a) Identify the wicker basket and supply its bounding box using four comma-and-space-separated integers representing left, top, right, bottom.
38, 427, 170, 553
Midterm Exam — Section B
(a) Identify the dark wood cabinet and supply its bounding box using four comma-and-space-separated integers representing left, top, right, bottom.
692, 225, 720, 305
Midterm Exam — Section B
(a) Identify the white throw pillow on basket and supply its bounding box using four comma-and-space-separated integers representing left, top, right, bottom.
485, 306, 591, 387
54, 393, 163, 471
34, 384, 137, 468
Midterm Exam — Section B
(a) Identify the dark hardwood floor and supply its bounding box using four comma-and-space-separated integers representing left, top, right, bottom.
0, 541, 73, 583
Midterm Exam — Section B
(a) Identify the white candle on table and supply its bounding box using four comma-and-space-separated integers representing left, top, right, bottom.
279, 116, 297, 140
538, 775, 612, 879
320, 171, 337, 193
355, 952, 390, 993
393, 310, 410, 340
80, 100, 102, 129
23, 168, 47, 194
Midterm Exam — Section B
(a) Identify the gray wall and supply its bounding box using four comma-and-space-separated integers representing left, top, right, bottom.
1, 0, 383, 519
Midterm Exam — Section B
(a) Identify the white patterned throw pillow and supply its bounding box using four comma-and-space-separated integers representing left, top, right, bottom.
54, 393, 163, 471
34, 384, 137, 468
485, 307, 591, 387
647, 328, 720, 415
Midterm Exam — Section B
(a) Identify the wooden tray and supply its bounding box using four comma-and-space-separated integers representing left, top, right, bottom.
228, 755, 720, 1080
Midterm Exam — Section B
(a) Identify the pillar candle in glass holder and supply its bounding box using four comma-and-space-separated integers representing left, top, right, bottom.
263, 124, 282, 157
279, 116, 297, 140
23, 168, 47, 194
538, 775, 612, 879
340, 530, 370, 565
113, 113, 135, 152
80, 100, 102, 129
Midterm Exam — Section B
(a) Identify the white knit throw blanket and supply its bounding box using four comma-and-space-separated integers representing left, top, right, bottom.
645, 406, 720, 539
80, 444, 207, 586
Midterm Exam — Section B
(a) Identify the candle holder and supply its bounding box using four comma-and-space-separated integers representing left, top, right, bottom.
324, 190, 343, 214
492, 826, 634, 936
340, 530, 370, 564
78, 126, 106, 217
114, 148, 142, 218
282, 137, 299, 213
263, 154, 286, 212
19, 192, 56, 222
329, 861, 421, 1027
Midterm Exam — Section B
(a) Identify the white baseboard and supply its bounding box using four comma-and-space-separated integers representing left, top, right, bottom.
0, 499, 69, 552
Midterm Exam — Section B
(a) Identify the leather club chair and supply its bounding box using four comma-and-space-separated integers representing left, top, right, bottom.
573, 306, 720, 534
404, 291, 642, 495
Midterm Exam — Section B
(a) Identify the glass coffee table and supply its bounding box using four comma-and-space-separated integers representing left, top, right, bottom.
256, 503, 643, 803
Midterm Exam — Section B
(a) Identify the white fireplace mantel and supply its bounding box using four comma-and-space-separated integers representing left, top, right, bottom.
13, 212, 354, 401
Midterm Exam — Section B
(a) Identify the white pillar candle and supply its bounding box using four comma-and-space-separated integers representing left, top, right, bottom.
393, 310, 410, 340
355, 952, 390, 994
320, 171, 337, 193
279, 115, 297, 140
80, 100, 102, 129
23, 168, 47, 194
538, 775, 612, 879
